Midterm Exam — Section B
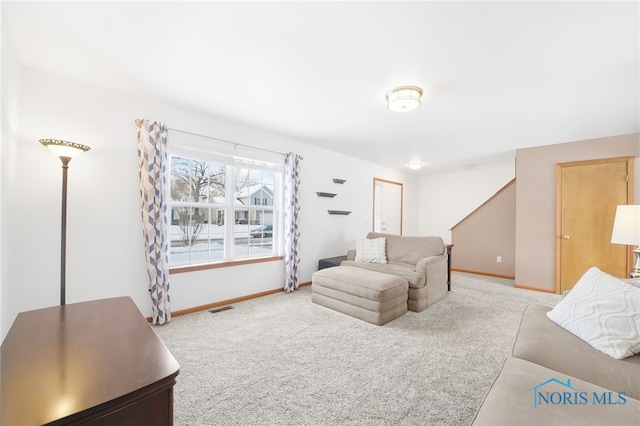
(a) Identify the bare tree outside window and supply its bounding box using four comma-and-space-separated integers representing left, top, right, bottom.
171, 158, 224, 203
175, 207, 206, 246
170, 157, 257, 248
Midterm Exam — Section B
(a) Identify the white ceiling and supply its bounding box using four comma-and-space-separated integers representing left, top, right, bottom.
4, 1, 639, 174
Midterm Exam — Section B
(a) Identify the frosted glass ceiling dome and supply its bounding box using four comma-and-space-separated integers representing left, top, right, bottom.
386, 86, 423, 112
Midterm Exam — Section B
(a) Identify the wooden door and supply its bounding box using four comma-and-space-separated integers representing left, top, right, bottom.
556, 157, 633, 293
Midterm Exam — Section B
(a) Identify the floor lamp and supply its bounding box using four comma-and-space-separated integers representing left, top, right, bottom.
40, 139, 91, 305
611, 205, 640, 278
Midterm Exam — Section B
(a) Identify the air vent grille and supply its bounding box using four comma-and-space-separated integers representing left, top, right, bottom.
209, 306, 233, 314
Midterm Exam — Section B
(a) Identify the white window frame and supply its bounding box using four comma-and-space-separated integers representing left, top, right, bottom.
166, 148, 283, 270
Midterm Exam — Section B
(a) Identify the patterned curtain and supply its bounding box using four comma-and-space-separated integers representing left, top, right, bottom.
136, 119, 171, 324
284, 152, 302, 293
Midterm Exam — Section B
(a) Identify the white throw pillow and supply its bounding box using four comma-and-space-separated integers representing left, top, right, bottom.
355, 238, 387, 264
546, 266, 640, 359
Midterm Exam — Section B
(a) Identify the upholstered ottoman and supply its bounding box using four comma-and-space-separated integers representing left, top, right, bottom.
311, 265, 408, 325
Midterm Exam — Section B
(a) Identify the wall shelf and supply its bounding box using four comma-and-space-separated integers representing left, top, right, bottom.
316, 192, 337, 198
328, 210, 351, 215
332, 179, 346, 184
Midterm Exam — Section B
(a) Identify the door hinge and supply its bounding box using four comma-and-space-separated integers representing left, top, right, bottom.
626, 175, 629, 183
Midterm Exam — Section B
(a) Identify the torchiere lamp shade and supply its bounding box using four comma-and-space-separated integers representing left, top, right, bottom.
39, 139, 91, 158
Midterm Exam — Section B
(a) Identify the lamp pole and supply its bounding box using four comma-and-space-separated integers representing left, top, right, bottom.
59, 156, 71, 305
40, 139, 91, 306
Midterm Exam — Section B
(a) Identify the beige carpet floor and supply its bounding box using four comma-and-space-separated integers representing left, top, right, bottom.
154, 272, 561, 426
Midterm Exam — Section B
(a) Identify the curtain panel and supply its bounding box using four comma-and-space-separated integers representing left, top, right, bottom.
136, 119, 171, 324
284, 152, 302, 292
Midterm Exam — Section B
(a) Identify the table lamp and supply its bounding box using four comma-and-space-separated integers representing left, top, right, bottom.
610, 204, 640, 278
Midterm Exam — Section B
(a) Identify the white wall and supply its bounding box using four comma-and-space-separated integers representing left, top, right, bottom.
417, 158, 516, 243
1, 9, 22, 341
1, 66, 419, 340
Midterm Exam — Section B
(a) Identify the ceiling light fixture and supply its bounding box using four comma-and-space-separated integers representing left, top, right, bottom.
408, 162, 423, 170
386, 86, 423, 112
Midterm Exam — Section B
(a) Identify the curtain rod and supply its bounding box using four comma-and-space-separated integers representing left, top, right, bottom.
167, 127, 296, 158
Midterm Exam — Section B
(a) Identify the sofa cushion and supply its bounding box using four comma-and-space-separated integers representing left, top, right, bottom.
366, 232, 444, 265
512, 304, 640, 400
354, 238, 387, 264
546, 266, 640, 359
472, 357, 640, 426
340, 260, 425, 288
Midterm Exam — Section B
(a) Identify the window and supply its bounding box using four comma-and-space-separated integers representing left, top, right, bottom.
168, 152, 282, 267
254, 197, 269, 206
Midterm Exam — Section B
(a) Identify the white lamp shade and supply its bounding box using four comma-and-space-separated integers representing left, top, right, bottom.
611, 205, 640, 246
40, 139, 91, 158
386, 86, 423, 112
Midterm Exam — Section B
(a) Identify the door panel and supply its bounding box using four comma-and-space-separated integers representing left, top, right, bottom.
557, 158, 632, 293
373, 178, 403, 235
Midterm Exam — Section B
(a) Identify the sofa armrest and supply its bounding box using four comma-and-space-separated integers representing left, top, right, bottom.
416, 255, 447, 287
416, 255, 443, 272
346, 249, 356, 261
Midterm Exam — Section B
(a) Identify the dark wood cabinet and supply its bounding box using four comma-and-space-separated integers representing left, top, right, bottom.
1, 297, 179, 425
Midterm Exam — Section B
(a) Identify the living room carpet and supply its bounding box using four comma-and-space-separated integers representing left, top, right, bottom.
154, 272, 562, 426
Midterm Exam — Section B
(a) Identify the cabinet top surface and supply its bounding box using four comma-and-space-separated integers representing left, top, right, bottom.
1, 296, 180, 425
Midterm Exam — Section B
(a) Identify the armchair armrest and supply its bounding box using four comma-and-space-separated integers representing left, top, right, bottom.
416, 254, 444, 272
346, 249, 356, 261
416, 255, 447, 287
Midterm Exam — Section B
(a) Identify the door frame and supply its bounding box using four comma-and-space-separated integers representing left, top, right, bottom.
554, 156, 634, 293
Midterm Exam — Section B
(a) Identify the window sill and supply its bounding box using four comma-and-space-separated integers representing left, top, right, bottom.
169, 255, 284, 274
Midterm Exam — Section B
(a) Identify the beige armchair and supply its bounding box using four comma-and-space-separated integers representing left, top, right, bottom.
343, 232, 448, 312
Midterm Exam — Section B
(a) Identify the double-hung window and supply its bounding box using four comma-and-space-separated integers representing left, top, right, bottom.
167, 135, 283, 269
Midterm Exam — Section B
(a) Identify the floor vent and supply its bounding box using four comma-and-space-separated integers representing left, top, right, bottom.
209, 306, 233, 314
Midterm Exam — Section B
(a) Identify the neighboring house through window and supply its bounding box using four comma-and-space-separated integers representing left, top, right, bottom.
167, 137, 283, 268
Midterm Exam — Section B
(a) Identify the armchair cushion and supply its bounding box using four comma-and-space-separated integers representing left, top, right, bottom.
341, 260, 425, 288
366, 232, 444, 264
